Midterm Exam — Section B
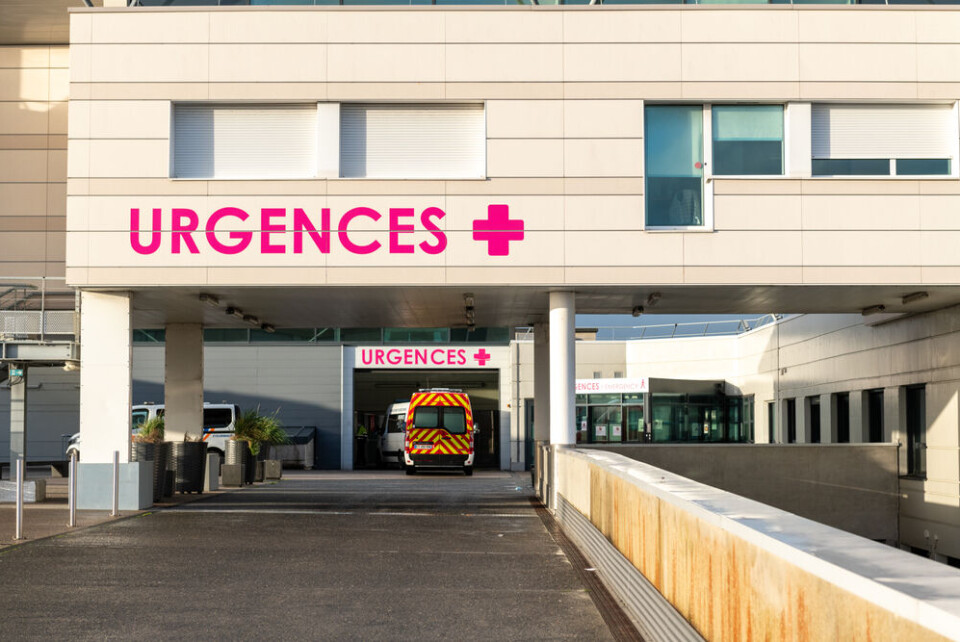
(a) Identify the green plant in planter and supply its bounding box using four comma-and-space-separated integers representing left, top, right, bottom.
133, 416, 164, 443
232, 407, 289, 455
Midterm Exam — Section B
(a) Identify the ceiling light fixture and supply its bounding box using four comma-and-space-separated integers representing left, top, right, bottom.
260, 324, 276, 334
861, 304, 886, 316
632, 306, 644, 317
901, 291, 929, 305
242, 315, 260, 327
199, 293, 220, 307
225, 307, 244, 319
646, 292, 661, 307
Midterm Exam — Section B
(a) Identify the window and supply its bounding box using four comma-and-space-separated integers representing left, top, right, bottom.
867, 389, 884, 443
905, 385, 926, 478
173, 103, 319, 179
812, 104, 957, 177
786, 398, 796, 443
807, 396, 821, 443
834, 392, 850, 443
340, 103, 485, 179
767, 401, 776, 443
712, 105, 783, 175
412, 406, 467, 435
645, 105, 704, 227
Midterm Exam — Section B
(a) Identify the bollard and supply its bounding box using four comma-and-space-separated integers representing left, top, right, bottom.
111, 450, 119, 517
68, 451, 78, 527
14, 457, 24, 540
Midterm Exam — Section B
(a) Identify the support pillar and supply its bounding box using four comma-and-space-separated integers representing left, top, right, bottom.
9, 365, 27, 476
849, 391, 866, 443
822, 393, 836, 443
533, 322, 551, 443
164, 323, 204, 442
549, 292, 575, 446
79, 291, 133, 463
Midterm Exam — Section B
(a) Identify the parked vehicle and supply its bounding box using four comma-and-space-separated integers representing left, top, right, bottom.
65, 402, 240, 461
379, 401, 409, 466
403, 389, 477, 476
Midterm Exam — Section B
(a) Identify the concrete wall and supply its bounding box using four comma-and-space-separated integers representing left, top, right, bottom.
65, 7, 960, 289
547, 447, 960, 642
594, 443, 899, 543
0, 45, 68, 278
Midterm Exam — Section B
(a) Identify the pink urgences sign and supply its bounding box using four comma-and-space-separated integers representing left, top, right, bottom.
129, 204, 524, 257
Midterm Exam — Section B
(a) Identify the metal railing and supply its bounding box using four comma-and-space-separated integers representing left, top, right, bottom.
515, 314, 779, 342
0, 277, 77, 344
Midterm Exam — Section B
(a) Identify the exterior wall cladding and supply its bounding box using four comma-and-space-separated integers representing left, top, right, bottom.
66, 7, 960, 288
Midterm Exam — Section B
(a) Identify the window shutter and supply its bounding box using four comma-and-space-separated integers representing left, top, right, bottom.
811, 104, 955, 159
340, 104, 485, 179
173, 104, 318, 179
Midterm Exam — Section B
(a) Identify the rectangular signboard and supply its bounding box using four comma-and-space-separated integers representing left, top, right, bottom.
355, 346, 502, 369
575, 378, 648, 394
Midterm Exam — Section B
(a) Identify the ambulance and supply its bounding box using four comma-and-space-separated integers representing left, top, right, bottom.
403, 388, 477, 476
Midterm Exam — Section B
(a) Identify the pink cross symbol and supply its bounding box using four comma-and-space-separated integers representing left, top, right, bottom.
473, 349, 492, 366
472, 204, 524, 257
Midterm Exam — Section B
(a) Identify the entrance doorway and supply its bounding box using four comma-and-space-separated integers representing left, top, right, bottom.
353, 369, 500, 469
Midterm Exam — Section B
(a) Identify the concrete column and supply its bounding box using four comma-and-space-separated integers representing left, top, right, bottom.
79, 291, 133, 463
164, 323, 204, 442
797, 397, 811, 444
533, 322, 551, 442
849, 391, 866, 443
549, 292, 575, 446
9, 365, 27, 474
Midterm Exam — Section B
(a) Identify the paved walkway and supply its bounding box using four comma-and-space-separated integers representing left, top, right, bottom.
0, 470, 617, 640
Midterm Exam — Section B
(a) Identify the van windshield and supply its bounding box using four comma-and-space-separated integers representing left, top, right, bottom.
412, 406, 467, 435
387, 414, 406, 433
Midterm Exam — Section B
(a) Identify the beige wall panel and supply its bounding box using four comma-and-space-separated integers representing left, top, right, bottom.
48, 149, 66, 182
69, 44, 91, 85
75, 100, 171, 140
327, 267, 444, 285
799, 81, 918, 102
325, 232, 445, 268
0, 102, 49, 135
444, 177, 563, 196
209, 12, 327, 43
562, 82, 681, 100
66, 229, 89, 266
445, 230, 564, 267
564, 177, 644, 195
207, 266, 327, 286
801, 195, 920, 231
0, 232, 48, 261
797, 11, 916, 44
920, 181, 960, 195
564, 266, 684, 284
210, 83, 330, 101
447, 82, 564, 100
682, 44, 799, 82
445, 12, 560, 44
445, 195, 562, 232
47, 183, 66, 216
82, 139, 169, 179
564, 139, 643, 178
917, 45, 960, 83
0, 184, 48, 216
67, 197, 89, 233
86, 266, 208, 285
920, 196, 960, 229
714, 179, 800, 196
564, 231, 683, 267
445, 266, 564, 284
49, 102, 68, 136
48, 134, 68, 150
78, 83, 210, 101
800, 180, 919, 196
210, 44, 327, 83
89, 44, 209, 83
0, 262, 53, 277
920, 232, 960, 266
447, 44, 561, 83
46, 232, 65, 262
684, 266, 802, 285
486, 100, 563, 139
564, 45, 681, 82
65, 267, 88, 284
802, 267, 924, 285
49, 46, 69, 69
70, 14, 92, 44
714, 195, 802, 231
487, 139, 563, 178
799, 44, 917, 83
84, 178, 206, 196
916, 12, 960, 44
208, 180, 326, 196
563, 100, 644, 139
0, 69, 49, 101
328, 44, 442, 83
90, 12, 210, 44
0, 135, 48, 150
0, 149, 47, 182
682, 10, 798, 43
561, 10, 680, 43
0, 46, 49, 68
328, 11, 442, 43
325, 83, 438, 101
49, 69, 69, 102
681, 82, 801, 101
326, 180, 440, 196
323, 196, 440, 231
918, 83, 960, 101
0, 217, 47, 232
684, 231, 802, 267
802, 231, 921, 266
564, 195, 643, 231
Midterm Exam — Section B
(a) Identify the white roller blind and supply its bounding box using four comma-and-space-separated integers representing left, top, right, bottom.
173, 104, 318, 179
340, 104, 485, 179
812, 104, 955, 159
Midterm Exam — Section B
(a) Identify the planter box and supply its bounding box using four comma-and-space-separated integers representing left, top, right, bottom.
221, 464, 244, 488
264, 460, 282, 480
170, 442, 207, 494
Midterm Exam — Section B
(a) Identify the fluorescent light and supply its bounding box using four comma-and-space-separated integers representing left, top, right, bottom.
861, 304, 886, 316
632, 306, 644, 317
225, 307, 244, 319
261, 324, 276, 334
646, 292, 661, 307
242, 315, 260, 327
901, 291, 929, 305
199, 293, 220, 307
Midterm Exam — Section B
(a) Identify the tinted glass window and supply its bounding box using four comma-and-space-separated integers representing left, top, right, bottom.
812, 159, 890, 176
387, 415, 405, 433
712, 105, 783, 175
896, 159, 951, 175
132, 410, 149, 428
204, 408, 233, 429
412, 407, 439, 429
442, 407, 467, 434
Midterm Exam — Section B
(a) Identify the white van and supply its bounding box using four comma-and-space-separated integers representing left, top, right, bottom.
378, 401, 409, 466
66, 402, 240, 461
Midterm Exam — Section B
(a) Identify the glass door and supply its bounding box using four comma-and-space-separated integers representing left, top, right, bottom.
645, 105, 705, 228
